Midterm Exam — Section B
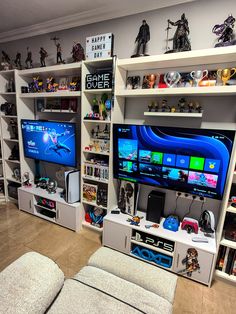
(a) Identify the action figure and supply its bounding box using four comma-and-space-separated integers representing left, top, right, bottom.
166, 13, 191, 53
46, 77, 58, 92
71, 42, 85, 62
212, 15, 236, 47
179, 248, 200, 277
160, 99, 170, 112
39, 47, 48, 67
178, 97, 187, 112
127, 215, 144, 226
2, 50, 10, 64
45, 129, 71, 156
51, 37, 65, 64
14, 52, 22, 69
132, 20, 150, 57
25, 47, 33, 68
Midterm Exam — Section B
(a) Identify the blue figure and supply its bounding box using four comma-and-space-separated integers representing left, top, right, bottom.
46, 129, 71, 156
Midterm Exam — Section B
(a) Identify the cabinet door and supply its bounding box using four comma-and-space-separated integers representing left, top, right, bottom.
103, 220, 131, 254
56, 203, 77, 230
173, 242, 214, 285
18, 190, 34, 214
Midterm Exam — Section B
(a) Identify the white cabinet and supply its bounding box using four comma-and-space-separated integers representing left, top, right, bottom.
56, 203, 77, 230
173, 242, 214, 285
18, 189, 34, 214
103, 220, 131, 254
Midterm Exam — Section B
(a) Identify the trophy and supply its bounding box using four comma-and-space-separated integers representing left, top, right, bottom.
126, 76, 141, 89
190, 70, 208, 87
142, 74, 157, 89
164, 71, 181, 88
217, 68, 236, 85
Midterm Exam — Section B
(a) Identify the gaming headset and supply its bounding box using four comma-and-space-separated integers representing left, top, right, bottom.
199, 210, 215, 234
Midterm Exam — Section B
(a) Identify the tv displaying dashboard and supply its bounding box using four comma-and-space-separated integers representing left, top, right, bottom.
21, 120, 77, 167
113, 124, 235, 200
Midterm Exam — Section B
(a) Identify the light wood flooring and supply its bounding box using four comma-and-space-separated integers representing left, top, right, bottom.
0, 202, 235, 314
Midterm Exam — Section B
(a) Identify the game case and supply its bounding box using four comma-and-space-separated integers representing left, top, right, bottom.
82, 183, 97, 204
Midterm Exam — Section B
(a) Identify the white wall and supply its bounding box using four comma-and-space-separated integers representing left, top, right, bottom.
1, 0, 236, 66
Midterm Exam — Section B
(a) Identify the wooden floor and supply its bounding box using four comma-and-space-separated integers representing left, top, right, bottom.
0, 203, 235, 314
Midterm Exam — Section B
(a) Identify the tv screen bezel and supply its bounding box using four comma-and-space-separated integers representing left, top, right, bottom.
21, 119, 77, 168
113, 123, 235, 200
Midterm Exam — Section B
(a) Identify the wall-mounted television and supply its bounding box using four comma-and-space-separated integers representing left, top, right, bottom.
21, 119, 77, 167
113, 124, 235, 200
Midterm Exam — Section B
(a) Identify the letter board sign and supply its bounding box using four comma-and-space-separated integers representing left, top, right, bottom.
85, 72, 112, 90
86, 33, 114, 59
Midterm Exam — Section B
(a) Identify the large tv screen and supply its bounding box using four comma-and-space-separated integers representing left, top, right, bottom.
21, 120, 77, 167
113, 124, 235, 200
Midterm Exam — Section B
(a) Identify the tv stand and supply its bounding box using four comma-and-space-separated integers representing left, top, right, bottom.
18, 185, 82, 231
103, 210, 217, 286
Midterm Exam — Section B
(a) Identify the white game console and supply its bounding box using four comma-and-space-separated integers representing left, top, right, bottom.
65, 170, 80, 203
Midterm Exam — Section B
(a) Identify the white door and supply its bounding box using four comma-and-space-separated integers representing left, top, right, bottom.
18, 189, 34, 214
103, 220, 131, 254
56, 203, 77, 230
173, 242, 214, 285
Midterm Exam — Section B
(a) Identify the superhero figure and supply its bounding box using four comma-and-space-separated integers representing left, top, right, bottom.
212, 15, 236, 47
133, 20, 150, 56
180, 248, 200, 277
46, 129, 71, 156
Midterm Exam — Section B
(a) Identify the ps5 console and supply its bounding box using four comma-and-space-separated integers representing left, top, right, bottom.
65, 170, 80, 203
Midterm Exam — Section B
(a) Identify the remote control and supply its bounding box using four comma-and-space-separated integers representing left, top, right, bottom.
111, 210, 120, 214
192, 237, 209, 243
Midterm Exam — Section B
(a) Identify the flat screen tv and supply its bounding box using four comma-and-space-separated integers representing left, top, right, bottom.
113, 124, 235, 200
21, 119, 77, 167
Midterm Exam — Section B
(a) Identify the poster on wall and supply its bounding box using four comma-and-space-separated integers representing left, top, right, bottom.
86, 33, 114, 59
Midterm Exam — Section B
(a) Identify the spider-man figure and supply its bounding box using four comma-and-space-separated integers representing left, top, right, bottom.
45, 129, 71, 156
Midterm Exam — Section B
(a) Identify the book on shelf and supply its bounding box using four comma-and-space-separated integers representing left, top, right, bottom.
216, 245, 227, 271
222, 247, 230, 273
225, 248, 235, 274
231, 253, 236, 276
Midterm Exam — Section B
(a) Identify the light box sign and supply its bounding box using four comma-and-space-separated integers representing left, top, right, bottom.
86, 33, 113, 59
85, 73, 112, 90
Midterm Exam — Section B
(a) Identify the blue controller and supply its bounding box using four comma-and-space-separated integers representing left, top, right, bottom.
163, 215, 179, 232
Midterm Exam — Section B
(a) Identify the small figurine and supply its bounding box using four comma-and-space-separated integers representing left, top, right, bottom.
188, 101, 194, 113
29, 76, 44, 93
145, 224, 159, 229
127, 215, 144, 226
46, 76, 58, 92
195, 102, 203, 113
71, 42, 85, 62
178, 97, 187, 112
39, 47, 48, 67
131, 20, 150, 57
212, 15, 236, 47
165, 13, 191, 53
171, 106, 176, 113
51, 37, 65, 64
25, 47, 33, 69
69, 77, 80, 91
9, 119, 18, 139
58, 77, 68, 90
1, 51, 11, 70
22, 172, 32, 187
148, 101, 155, 112
14, 52, 22, 69
160, 99, 170, 112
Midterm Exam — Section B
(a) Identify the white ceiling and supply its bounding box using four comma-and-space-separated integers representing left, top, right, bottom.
0, 0, 195, 43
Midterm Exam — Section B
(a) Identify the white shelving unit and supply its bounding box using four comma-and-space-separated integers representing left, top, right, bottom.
81, 57, 117, 232
113, 46, 236, 286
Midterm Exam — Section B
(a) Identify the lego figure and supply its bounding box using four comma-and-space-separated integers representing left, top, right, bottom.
25, 47, 33, 68
180, 248, 200, 277
14, 52, 22, 69
39, 47, 48, 67
167, 13, 191, 53
178, 98, 187, 112
71, 42, 85, 62
161, 99, 170, 112
132, 20, 150, 57
213, 15, 236, 47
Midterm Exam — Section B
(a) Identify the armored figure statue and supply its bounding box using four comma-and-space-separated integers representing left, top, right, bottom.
212, 15, 236, 47
25, 47, 33, 68
14, 52, 22, 69
39, 47, 48, 67
166, 13, 191, 53
132, 20, 150, 57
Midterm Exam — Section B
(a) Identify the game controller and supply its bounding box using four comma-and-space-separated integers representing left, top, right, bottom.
181, 217, 199, 234
163, 215, 180, 232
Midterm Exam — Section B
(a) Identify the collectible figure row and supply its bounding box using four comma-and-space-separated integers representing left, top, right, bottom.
84, 124, 110, 154
84, 94, 111, 121
83, 160, 109, 182
1, 14, 235, 71
36, 98, 78, 113
147, 98, 202, 114
20, 76, 80, 93
127, 67, 236, 90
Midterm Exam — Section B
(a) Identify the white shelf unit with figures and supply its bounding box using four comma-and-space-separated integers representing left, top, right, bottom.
0, 69, 21, 202
112, 46, 236, 286
81, 57, 117, 232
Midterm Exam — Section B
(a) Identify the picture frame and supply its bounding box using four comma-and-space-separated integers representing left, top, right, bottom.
118, 180, 137, 216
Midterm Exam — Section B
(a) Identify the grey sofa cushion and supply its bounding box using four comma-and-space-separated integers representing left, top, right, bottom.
0, 252, 64, 314
48, 266, 172, 314
88, 247, 177, 304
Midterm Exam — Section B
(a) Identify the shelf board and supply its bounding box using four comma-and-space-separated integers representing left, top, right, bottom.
35, 204, 56, 212
82, 200, 107, 210
215, 270, 236, 283
19, 62, 82, 76
82, 150, 110, 156
233, 171, 236, 183
0, 177, 4, 180
83, 119, 111, 124
0, 92, 16, 95
82, 175, 108, 184
19, 91, 81, 98
3, 138, 19, 143
35, 212, 56, 223
117, 46, 236, 71
116, 86, 236, 97
6, 177, 22, 184
82, 220, 103, 233
5, 159, 20, 164
1, 115, 17, 119
144, 111, 203, 118
83, 57, 113, 67
226, 205, 236, 214
39, 109, 78, 113
220, 237, 236, 250
83, 88, 112, 94
0, 69, 15, 74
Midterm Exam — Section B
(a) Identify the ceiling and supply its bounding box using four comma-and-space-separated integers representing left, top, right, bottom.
0, 0, 195, 43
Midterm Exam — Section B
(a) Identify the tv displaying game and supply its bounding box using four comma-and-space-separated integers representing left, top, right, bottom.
113, 124, 235, 200
21, 120, 77, 167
